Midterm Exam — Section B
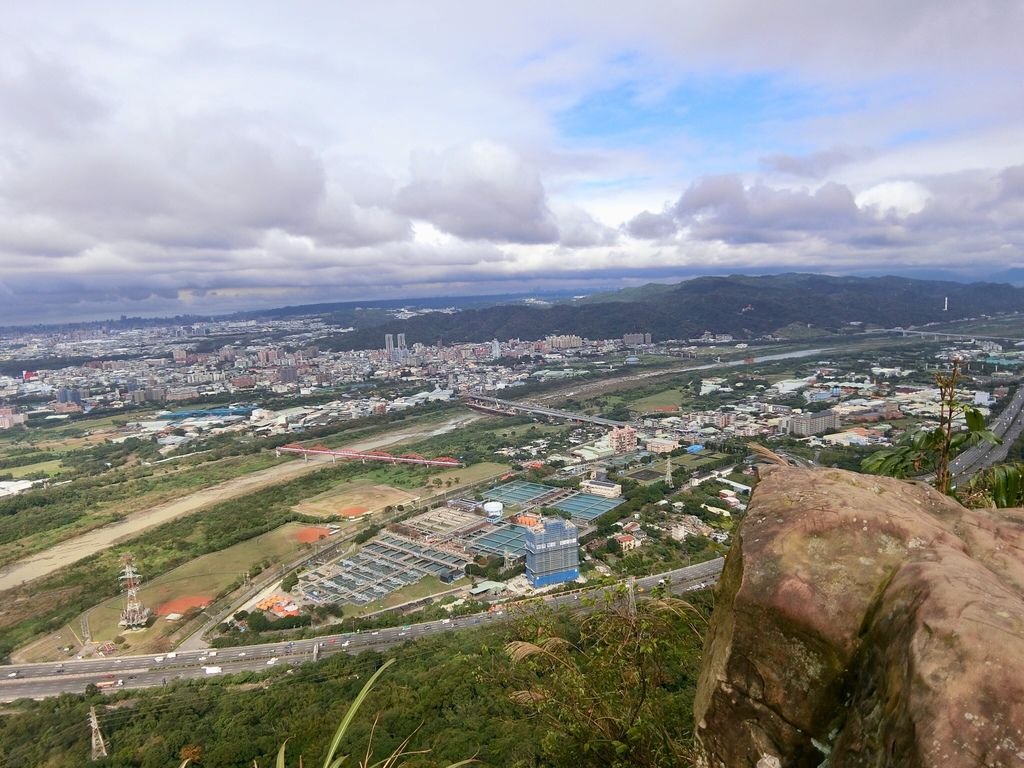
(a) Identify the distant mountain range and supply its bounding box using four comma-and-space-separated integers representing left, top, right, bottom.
317, 273, 1024, 350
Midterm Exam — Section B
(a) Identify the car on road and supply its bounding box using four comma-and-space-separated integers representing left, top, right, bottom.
266, 657, 279, 666
342, 640, 350, 647
6, 671, 18, 678
237, 652, 247, 657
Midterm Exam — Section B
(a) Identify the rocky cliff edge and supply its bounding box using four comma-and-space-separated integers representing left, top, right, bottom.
694, 466, 1024, 768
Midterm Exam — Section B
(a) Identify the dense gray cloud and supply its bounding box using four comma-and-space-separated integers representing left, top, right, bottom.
624, 210, 677, 239
628, 176, 863, 243
0, 54, 106, 139
553, 203, 619, 247
760, 147, 870, 178
623, 165, 1024, 267
395, 142, 559, 244
0, 2, 1021, 323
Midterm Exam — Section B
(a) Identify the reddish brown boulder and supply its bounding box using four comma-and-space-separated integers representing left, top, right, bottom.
694, 467, 1024, 767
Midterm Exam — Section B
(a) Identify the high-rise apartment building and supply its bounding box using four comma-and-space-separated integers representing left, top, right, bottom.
623, 332, 652, 345
525, 518, 579, 588
384, 334, 394, 359
782, 409, 840, 437
608, 425, 637, 454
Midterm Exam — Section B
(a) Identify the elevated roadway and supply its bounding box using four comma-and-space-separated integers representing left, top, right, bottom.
883, 328, 1024, 344
0, 558, 723, 702
463, 394, 628, 427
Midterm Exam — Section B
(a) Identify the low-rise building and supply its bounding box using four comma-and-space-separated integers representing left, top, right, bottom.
580, 478, 623, 498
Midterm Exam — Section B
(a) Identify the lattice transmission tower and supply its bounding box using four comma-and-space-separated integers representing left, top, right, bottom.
89, 705, 108, 760
118, 553, 151, 629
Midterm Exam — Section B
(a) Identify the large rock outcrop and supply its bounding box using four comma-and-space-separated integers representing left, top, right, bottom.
694, 467, 1024, 768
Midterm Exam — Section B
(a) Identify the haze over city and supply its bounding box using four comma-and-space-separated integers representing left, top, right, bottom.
1, 1, 1023, 323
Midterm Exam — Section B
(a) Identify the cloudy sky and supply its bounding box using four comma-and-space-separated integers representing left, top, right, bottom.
1, 1, 1022, 323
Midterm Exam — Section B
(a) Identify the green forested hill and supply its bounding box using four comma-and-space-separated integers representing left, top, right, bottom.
320, 273, 1024, 350
0, 594, 711, 768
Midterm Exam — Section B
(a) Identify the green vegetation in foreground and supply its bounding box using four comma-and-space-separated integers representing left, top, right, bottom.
0, 590, 713, 768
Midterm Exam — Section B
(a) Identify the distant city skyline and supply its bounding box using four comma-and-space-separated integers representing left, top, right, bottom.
1, 2, 1022, 323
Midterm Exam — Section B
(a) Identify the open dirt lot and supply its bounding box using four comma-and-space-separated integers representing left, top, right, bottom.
294, 482, 419, 519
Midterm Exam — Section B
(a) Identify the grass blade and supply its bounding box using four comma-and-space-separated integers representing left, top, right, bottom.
322, 658, 396, 768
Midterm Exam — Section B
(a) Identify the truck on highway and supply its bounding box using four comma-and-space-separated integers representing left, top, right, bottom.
203, 666, 223, 675
96, 679, 124, 690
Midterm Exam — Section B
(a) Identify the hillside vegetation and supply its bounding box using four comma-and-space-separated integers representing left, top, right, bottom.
319, 273, 1024, 350
0, 592, 713, 768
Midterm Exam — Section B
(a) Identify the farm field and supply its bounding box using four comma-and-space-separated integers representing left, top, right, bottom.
629, 387, 687, 412
426, 461, 508, 487
293, 481, 419, 519
672, 452, 730, 470
4, 459, 66, 478
292, 460, 509, 519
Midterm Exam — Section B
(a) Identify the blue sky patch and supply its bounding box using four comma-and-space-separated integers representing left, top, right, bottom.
556, 73, 839, 149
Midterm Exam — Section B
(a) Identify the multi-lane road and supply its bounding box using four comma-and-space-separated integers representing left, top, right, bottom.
950, 383, 1024, 483
0, 558, 724, 702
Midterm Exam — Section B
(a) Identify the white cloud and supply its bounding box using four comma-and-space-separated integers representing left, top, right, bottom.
0, 1, 1022, 322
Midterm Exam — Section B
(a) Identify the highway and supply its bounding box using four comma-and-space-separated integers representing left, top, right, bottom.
0, 558, 723, 702
464, 395, 629, 427
949, 383, 1024, 483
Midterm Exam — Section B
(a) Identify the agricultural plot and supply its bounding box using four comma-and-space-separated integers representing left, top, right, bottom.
673, 452, 729, 469
77, 522, 312, 655
293, 480, 419, 519
5, 459, 65, 478
629, 388, 687, 413
425, 461, 508, 488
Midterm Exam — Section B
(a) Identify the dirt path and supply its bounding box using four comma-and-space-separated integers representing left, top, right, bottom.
0, 412, 480, 592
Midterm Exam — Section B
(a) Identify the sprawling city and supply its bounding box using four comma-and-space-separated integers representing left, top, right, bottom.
1, 3, 1022, 767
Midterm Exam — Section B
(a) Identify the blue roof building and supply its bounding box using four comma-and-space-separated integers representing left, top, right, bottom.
525, 518, 579, 588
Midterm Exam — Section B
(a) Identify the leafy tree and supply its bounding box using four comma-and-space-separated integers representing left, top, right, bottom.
861, 360, 998, 494
505, 592, 705, 768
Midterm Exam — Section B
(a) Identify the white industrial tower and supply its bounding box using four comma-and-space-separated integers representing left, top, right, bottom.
118, 553, 151, 629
